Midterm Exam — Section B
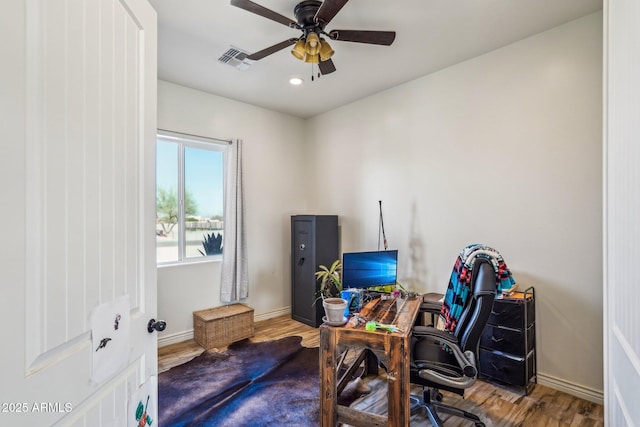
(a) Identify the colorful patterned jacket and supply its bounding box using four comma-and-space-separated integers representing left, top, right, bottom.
439, 244, 515, 333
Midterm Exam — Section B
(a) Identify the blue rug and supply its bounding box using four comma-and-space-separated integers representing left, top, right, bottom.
159, 336, 320, 426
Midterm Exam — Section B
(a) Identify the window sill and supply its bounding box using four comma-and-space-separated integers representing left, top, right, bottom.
157, 256, 222, 269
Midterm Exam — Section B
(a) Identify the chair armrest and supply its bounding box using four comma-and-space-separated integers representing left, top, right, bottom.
412, 326, 478, 389
420, 293, 444, 323
413, 325, 456, 342
421, 293, 443, 311
420, 301, 442, 314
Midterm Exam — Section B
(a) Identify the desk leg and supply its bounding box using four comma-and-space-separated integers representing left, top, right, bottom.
320, 327, 337, 427
365, 349, 379, 376
386, 336, 411, 427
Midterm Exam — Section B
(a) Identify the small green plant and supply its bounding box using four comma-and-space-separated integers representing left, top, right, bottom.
314, 259, 342, 303
198, 232, 223, 256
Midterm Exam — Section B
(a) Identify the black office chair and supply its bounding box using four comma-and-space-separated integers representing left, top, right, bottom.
410, 258, 496, 427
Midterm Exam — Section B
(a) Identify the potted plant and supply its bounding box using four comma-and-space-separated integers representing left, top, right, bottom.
315, 260, 348, 324
198, 232, 223, 256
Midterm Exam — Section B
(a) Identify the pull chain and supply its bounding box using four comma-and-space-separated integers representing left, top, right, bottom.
310, 63, 321, 82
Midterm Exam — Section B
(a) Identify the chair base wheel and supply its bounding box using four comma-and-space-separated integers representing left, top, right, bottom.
409, 396, 423, 415
413, 390, 485, 427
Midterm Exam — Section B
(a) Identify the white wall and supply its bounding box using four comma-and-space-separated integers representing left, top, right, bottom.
157, 81, 308, 343
307, 13, 603, 399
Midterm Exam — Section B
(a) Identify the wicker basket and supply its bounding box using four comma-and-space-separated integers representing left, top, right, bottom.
193, 304, 254, 349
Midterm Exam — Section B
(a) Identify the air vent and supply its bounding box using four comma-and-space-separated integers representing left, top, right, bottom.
218, 46, 253, 71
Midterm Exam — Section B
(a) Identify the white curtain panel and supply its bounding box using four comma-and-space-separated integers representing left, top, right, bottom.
220, 139, 248, 302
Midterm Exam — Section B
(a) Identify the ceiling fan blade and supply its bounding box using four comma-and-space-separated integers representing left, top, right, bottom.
314, 0, 349, 28
230, 0, 300, 29
246, 38, 299, 60
318, 58, 337, 75
328, 30, 396, 46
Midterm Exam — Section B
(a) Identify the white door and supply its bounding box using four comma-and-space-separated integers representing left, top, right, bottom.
603, 1, 640, 424
0, 0, 157, 425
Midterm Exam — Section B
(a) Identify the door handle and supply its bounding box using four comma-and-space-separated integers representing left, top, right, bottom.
147, 319, 167, 333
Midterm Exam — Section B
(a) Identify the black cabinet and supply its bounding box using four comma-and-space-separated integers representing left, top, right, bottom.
479, 287, 537, 394
291, 215, 339, 327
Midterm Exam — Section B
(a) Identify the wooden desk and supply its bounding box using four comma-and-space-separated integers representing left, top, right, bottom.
319, 296, 422, 427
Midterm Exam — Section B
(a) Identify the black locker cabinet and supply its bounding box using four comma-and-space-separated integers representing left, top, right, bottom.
291, 215, 339, 327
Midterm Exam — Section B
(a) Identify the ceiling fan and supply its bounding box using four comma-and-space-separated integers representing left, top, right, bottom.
230, 0, 396, 75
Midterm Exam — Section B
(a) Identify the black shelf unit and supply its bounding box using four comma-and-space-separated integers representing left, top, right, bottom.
478, 286, 537, 394
290, 215, 339, 327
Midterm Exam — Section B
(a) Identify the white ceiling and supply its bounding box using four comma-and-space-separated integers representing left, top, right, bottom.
149, 0, 602, 119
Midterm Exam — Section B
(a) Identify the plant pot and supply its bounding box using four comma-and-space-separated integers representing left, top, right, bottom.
322, 298, 348, 324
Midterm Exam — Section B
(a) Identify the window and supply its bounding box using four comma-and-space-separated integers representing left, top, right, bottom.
156, 131, 226, 264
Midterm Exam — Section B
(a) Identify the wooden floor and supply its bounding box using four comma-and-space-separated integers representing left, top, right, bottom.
158, 315, 603, 426
158, 314, 320, 372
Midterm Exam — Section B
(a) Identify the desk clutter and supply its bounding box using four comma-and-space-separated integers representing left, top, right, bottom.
322, 289, 419, 331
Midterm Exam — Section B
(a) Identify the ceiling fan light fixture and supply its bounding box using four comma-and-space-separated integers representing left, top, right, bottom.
304, 32, 320, 56
304, 53, 319, 64
291, 39, 306, 60
230, 0, 397, 76
319, 38, 334, 61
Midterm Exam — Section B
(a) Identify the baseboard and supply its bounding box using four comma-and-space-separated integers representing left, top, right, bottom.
254, 306, 291, 322
158, 330, 194, 348
157, 306, 292, 348
537, 372, 604, 405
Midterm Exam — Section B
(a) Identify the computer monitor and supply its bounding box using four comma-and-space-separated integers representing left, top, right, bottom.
342, 250, 398, 289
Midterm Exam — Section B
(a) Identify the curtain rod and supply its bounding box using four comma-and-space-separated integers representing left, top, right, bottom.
157, 128, 233, 144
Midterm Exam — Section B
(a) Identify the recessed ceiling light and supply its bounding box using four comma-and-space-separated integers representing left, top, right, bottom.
289, 77, 304, 85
